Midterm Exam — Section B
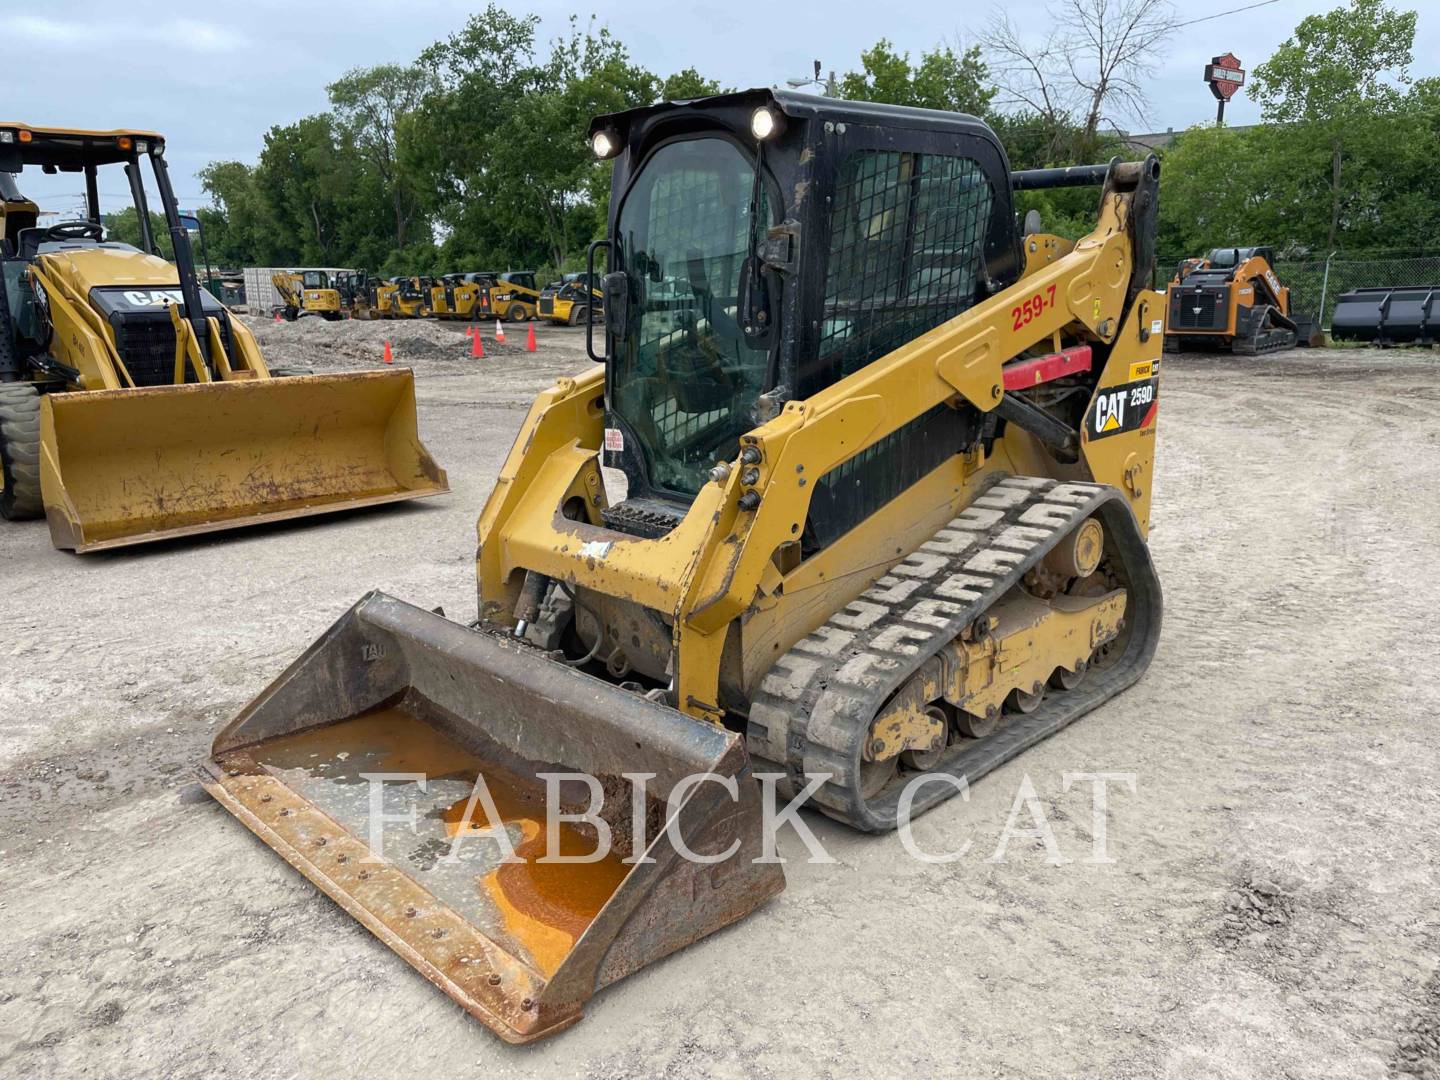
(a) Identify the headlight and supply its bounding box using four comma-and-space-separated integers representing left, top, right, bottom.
591, 129, 619, 159
135, 140, 148, 154
750, 107, 780, 141
0, 131, 13, 144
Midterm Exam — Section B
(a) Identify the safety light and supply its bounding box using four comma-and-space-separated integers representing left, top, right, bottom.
750, 107, 780, 141
117, 136, 132, 150
591, 129, 619, 159
18, 130, 32, 143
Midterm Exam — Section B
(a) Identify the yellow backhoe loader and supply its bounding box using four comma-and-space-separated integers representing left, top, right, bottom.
271, 269, 343, 321
0, 123, 448, 551
204, 91, 1163, 1043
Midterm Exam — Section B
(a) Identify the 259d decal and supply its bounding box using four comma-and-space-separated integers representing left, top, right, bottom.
1087, 377, 1158, 440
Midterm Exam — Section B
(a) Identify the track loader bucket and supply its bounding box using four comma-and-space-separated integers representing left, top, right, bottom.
39, 369, 447, 552
202, 593, 784, 1044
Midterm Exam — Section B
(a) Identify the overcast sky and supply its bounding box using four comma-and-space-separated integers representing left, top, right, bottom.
8, 0, 1437, 218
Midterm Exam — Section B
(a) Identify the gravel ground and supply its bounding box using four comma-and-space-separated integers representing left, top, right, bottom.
2, 333, 1439, 1079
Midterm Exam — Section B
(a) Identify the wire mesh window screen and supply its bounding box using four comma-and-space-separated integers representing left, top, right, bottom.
819, 150, 993, 381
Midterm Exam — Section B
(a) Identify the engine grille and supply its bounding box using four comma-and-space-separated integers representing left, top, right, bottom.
113, 315, 223, 386
538, 293, 555, 316
1169, 286, 1229, 331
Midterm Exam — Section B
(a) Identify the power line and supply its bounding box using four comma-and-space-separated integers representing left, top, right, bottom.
1173, 0, 1282, 30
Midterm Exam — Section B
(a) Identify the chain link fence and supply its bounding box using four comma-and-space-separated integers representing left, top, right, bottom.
1153, 251, 1440, 330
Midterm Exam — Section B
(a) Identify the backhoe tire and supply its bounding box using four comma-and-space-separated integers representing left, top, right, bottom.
569, 305, 588, 327
508, 303, 527, 323
0, 383, 43, 521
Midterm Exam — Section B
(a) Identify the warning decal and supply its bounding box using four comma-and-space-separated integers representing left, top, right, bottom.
1087, 378, 1158, 441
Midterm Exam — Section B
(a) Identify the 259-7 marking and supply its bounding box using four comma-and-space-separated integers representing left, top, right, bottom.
1011, 284, 1058, 331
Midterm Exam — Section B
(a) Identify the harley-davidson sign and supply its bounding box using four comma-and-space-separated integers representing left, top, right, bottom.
1205, 53, 1245, 101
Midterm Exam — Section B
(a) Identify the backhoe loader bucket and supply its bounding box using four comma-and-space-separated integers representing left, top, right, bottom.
202, 593, 784, 1044
39, 369, 447, 552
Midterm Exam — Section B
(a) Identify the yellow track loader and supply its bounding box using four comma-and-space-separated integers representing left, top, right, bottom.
0, 124, 448, 551
537, 272, 602, 326
204, 91, 1163, 1043
391, 276, 428, 318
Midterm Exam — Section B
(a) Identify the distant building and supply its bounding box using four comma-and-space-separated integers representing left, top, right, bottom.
1120, 125, 1257, 155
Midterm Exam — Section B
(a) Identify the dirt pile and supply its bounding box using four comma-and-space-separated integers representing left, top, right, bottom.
240, 315, 546, 375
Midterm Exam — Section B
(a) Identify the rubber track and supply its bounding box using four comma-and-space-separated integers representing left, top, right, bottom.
747, 475, 1163, 832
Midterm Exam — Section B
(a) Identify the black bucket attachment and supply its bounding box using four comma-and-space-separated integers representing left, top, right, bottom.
1331, 286, 1439, 346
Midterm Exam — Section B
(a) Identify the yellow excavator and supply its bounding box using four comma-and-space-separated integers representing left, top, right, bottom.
204, 91, 1163, 1043
0, 123, 448, 551
270, 269, 343, 321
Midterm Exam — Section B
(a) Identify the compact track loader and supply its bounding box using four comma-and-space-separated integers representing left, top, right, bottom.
1165, 245, 1319, 353
204, 91, 1164, 1043
537, 273, 602, 326
0, 124, 447, 551
392, 276, 429, 318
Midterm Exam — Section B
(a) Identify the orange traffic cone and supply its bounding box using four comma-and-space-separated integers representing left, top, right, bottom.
383, 340, 393, 365
471, 330, 485, 358
466, 324, 475, 337
495, 319, 506, 345
526, 323, 537, 352
274, 311, 283, 323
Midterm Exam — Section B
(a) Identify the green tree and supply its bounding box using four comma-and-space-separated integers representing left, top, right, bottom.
839, 39, 995, 116
660, 68, 721, 101
328, 63, 434, 252
1248, 0, 1417, 248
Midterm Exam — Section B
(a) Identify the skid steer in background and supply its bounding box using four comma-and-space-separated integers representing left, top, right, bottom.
391, 276, 429, 318
1165, 246, 1320, 354
537, 272, 602, 326
426, 273, 486, 320
204, 91, 1164, 1044
333, 270, 371, 319
0, 123, 448, 551
485, 270, 540, 321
